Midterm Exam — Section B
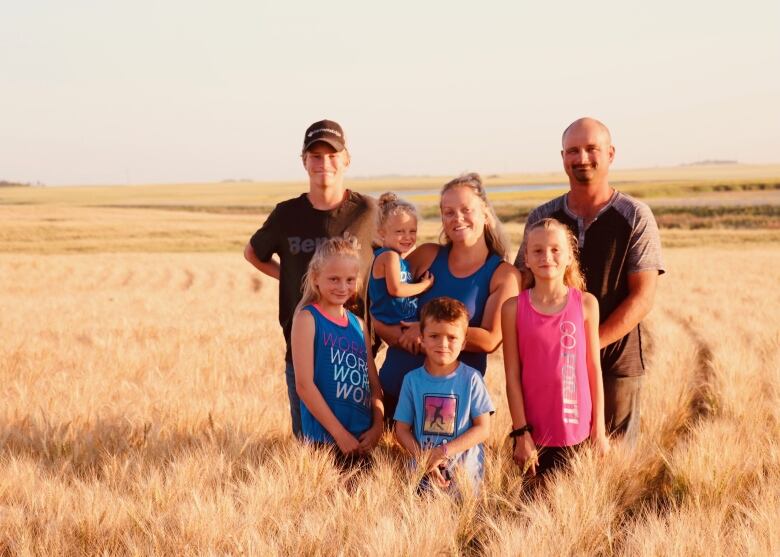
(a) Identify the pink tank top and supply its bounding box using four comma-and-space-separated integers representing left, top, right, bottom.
516, 287, 591, 447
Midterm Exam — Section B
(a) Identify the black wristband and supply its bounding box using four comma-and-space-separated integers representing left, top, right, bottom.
509, 424, 533, 438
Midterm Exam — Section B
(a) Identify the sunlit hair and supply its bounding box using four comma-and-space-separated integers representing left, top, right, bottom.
377, 192, 418, 230
521, 218, 585, 291
419, 296, 469, 335
298, 235, 361, 311
438, 172, 510, 261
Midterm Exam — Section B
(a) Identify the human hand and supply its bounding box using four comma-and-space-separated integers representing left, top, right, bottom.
513, 433, 538, 476
358, 422, 383, 453
334, 430, 360, 455
424, 445, 448, 473
398, 321, 422, 354
591, 430, 611, 455
427, 465, 451, 489
418, 271, 434, 290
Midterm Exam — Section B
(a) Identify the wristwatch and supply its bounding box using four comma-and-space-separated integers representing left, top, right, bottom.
509, 424, 533, 438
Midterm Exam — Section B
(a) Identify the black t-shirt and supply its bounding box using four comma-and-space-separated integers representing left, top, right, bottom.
250, 190, 377, 362
514, 191, 665, 377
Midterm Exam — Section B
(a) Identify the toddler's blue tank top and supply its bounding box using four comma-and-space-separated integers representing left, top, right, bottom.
369, 247, 419, 325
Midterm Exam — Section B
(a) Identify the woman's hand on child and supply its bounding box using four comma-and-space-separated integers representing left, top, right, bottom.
334, 430, 360, 455
398, 321, 422, 354
513, 433, 538, 476
358, 423, 383, 453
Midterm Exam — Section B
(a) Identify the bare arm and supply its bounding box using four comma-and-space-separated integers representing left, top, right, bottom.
501, 297, 537, 473
583, 293, 608, 452
243, 242, 280, 280
437, 413, 490, 457
375, 250, 433, 298
424, 413, 491, 485
463, 263, 521, 353
394, 420, 421, 458
599, 270, 658, 348
358, 319, 385, 452
291, 310, 358, 454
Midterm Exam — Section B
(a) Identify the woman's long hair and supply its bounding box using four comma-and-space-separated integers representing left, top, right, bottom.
438, 172, 510, 261
520, 218, 585, 291
297, 235, 362, 312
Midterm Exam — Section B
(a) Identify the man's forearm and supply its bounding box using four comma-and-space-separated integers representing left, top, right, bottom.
599, 292, 653, 347
599, 270, 658, 348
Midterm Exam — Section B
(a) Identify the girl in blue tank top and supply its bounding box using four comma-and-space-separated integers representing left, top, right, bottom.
373, 174, 521, 420
291, 237, 384, 456
369, 193, 434, 325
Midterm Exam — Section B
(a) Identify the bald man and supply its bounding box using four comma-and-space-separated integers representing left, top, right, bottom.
514, 118, 665, 438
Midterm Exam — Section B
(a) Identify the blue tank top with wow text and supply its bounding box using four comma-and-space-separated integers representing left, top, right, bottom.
300, 305, 373, 443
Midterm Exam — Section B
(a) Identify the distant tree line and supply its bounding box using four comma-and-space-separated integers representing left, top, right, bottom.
0, 180, 44, 187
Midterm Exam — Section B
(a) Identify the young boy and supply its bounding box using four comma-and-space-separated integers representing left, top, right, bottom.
394, 297, 495, 490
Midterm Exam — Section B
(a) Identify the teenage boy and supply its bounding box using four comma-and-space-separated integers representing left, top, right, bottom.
244, 119, 377, 438
394, 297, 495, 490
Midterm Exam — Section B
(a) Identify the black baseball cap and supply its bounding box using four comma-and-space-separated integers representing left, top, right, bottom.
302, 119, 346, 153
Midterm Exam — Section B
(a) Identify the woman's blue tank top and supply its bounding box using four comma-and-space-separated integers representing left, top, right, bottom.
368, 247, 418, 325
299, 305, 373, 443
379, 245, 503, 399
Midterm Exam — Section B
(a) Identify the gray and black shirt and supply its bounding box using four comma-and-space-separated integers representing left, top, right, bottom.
514, 190, 665, 377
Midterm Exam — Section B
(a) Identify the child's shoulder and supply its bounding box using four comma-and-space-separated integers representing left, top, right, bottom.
345, 308, 364, 326
403, 365, 428, 382
373, 247, 399, 260
580, 291, 599, 314
457, 362, 483, 380
455, 362, 489, 389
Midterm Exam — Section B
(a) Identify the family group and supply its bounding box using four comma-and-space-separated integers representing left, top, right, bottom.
243, 117, 664, 490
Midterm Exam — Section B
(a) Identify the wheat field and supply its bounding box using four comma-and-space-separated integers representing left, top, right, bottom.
1, 204, 779, 555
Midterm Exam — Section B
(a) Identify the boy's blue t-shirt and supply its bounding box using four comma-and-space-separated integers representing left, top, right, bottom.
394, 362, 495, 484
368, 247, 418, 324
299, 305, 373, 443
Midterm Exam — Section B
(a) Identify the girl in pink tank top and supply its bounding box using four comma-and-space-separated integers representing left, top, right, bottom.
501, 218, 609, 476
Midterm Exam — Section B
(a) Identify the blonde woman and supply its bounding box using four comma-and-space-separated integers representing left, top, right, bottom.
374, 173, 521, 419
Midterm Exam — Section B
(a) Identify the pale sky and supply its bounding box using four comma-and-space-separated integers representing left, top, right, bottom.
2, 1, 779, 185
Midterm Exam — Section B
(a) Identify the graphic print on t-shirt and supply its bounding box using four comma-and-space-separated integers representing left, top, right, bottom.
423, 394, 458, 436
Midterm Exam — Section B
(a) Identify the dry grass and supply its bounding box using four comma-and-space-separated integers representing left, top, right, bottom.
1, 203, 779, 555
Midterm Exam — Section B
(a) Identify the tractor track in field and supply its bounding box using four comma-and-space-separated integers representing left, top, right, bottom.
609, 312, 719, 554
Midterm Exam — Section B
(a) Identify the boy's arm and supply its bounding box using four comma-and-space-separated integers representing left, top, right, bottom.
292, 310, 359, 454
358, 319, 385, 452
394, 421, 422, 457
583, 293, 609, 453
243, 243, 280, 280
378, 250, 434, 298
427, 413, 491, 471
501, 297, 538, 473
